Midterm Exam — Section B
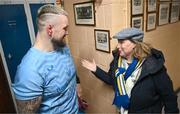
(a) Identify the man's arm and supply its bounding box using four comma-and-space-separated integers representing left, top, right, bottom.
16, 96, 42, 113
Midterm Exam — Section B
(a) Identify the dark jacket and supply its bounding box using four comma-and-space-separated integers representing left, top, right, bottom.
93, 48, 179, 113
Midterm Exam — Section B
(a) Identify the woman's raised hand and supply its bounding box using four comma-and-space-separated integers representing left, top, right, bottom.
81, 59, 97, 72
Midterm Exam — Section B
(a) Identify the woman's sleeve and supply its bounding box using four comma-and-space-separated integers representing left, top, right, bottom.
153, 66, 179, 113
92, 60, 114, 85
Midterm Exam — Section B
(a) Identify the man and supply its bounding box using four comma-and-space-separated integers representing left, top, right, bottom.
12, 4, 78, 114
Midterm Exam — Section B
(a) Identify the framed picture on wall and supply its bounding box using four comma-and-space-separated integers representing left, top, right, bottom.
158, 3, 170, 25
73, 1, 95, 26
146, 13, 156, 31
170, 2, 180, 23
131, 0, 144, 15
94, 29, 110, 53
131, 15, 144, 31
147, 0, 157, 12
56, 0, 64, 8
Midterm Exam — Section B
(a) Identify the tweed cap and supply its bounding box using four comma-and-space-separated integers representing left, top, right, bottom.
113, 28, 144, 42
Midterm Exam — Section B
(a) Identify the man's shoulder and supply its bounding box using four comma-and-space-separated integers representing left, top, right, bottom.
19, 47, 45, 70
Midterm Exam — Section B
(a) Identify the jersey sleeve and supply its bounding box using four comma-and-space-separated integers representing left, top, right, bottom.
12, 66, 44, 100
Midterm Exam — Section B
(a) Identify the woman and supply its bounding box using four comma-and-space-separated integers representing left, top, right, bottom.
81, 28, 179, 113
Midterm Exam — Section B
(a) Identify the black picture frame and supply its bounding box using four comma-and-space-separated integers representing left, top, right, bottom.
147, 0, 157, 12
170, 2, 180, 23
158, 2, 170, 26
94, 29, 110, 53
131, 0, 144, 15
131, 15, 144, 31
146, 12, 157, 31
73, 1, 95, 26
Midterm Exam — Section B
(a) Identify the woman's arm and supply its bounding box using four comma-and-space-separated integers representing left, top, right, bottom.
81, 59, 114, 85
153, 67, 179, 113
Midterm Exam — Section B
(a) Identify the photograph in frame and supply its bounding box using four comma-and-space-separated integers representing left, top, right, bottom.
147, 0, 157, 12
132, 0, 144, 15
170, 2, 180, 23
56, 0, 64, 9
131, 16, 144, 31
146, 13, 156, 31
158, 3, 170, 25
94, 29, 110, 53
73, 1, 95, 26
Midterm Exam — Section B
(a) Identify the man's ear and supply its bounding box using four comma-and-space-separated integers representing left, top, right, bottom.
46, 25, 53, 37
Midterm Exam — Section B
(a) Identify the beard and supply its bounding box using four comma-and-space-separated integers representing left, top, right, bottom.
51, 38, 66, 49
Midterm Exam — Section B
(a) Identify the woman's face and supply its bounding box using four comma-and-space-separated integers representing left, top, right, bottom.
117, 39, 136, 58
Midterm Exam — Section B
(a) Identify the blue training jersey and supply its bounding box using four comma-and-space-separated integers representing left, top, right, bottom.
12, 46, 78, 114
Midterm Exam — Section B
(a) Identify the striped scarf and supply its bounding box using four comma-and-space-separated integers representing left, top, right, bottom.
113, 57, 143, 109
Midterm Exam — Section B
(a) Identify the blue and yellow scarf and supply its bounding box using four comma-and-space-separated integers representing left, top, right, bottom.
113, 57, 142, 109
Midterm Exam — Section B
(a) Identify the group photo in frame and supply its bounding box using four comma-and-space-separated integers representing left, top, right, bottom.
131, 0, 144, 15
158, 3, 170, 25
147, 0, 157, 12
170, 2, 180, 23
131, 15, 144, 31
146, 13, 157, 31
73, 1, 95, 26
94, 29, 110, 53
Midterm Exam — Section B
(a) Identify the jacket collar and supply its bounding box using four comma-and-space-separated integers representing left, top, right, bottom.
137, 48, 165, 82
112, 48, 165, 82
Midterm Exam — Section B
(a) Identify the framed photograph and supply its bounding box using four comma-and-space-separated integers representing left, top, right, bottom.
94, 29, 110, 53
147, 0, 157, 12
131, 0, 144, 15
131, 15, 144, 31
170, 2, 180, 23
56, 0, 64, 8
146, 13, 157, 31
158, 3, 170, 25
73, 1, 95, 26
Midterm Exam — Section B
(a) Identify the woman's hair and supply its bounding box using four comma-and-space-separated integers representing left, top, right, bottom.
36, 4, 68, 31
132, 40, 152, 59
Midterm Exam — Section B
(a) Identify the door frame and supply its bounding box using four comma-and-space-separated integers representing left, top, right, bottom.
0, 41, 18, 112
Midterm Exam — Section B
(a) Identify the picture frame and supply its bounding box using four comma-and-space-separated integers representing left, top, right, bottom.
170, 2, 180, 23
158, 3, 170, 25
56, 0, 64, 8
147, 0, 157, 12
146, 12, 157, 31
131, 15, 144, 31
73, 1, 95, 26
94, 29, 110, 53
131, 0, 144, 15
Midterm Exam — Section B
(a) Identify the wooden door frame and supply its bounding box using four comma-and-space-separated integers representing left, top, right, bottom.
0, 41, 18, 112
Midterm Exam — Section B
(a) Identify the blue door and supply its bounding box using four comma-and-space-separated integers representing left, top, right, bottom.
30, 3, 46, 35
29, 3, 54, 35
0, 4, 31, 82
